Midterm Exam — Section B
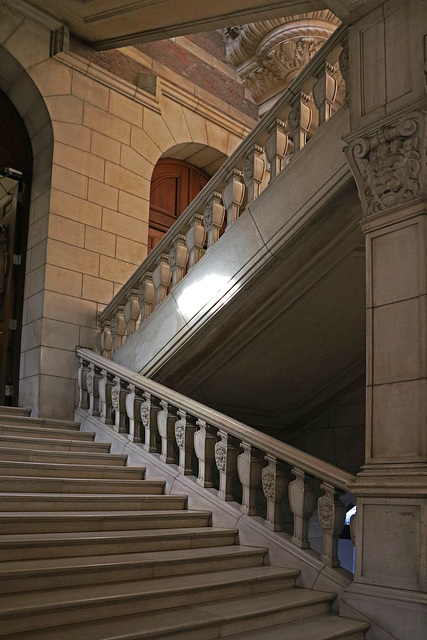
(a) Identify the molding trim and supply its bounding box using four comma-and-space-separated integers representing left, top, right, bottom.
1, 0, 65, 31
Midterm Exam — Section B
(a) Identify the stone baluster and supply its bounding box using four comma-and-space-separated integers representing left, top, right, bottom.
157, 400, 177, 464
140, 391, 160, 453
194, 419, 217, 488
110, 305, 126, 354
98, 368, 114, 425
185, 212, 205, 269
125, 384, 144, 442
288, 468, 317, 548
243, 145, 265, 205
318, 482, 346, 567
124, 288, 140, 337
338, 36, 349, 101
204, 191, 225, 249
175, 409, 197, 475
261, 454, 290, 531
264, 119, 288, 182
86, 363, 101, 416
152, 253, 171, 304
137, 272, 155, 323
111, 376, 128, 434
215, 430, 238, 501
169, 234, 187, 288
237, 442, 263, 515
222, 169, 245, 230
77, 358, 89, 409
100, 320, 113, 360
288, 92, 312, 153
312, 62, 337, 126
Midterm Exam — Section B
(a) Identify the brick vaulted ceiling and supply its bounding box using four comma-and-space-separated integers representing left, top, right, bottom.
10, 0, 380, 50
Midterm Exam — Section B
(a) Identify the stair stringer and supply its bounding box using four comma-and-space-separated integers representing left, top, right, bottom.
75, 405, 354, 604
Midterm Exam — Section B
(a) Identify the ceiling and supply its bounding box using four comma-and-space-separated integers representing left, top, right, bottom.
14, 0, 379, 49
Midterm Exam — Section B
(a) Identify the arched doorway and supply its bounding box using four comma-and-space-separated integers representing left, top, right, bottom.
0, 90, 32, 406
148, 158, 210, 251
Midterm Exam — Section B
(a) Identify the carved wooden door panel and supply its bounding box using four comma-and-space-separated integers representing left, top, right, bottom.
148, 159, 209, 252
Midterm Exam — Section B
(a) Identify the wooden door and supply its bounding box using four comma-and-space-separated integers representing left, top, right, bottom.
148, 159, 209, 251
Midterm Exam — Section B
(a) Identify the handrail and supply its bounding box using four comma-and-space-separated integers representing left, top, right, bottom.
77, 347, 355, 569
99, 25, 348, 357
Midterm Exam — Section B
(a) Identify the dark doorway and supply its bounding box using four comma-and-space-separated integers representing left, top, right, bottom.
0, 90, 32, 406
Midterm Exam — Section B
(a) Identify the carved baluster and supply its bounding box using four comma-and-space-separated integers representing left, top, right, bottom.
313, 62, 337, 126
86, 363, 101, 416
243, 145, 265, 204
215, 430, 238, 501
318, 483, 346, 567
288, 468, 317, 548
175, 409, 197, 475
111, 376, 128, 434
157, 400, 177, 463
124, 289, 140, 337
153, 253, 171, 304
169, 234, 188, 288
338, 36, 349, 102
77, 358, 89, 409
140, 391, 160, 453
237, 442, 263, 515
126, 384, 143, 442
261, 455, 290, 531
185, 212, 205, 269
111, 306, 126, 354
288, 92, 312, 153
137, 272, 155, 323
194, 419, 217, 487
204, 192, 225, 249
222, 169, 245, 230
98, 369, 114, 425
101, 320, 113, 360
265, 120, 288, 182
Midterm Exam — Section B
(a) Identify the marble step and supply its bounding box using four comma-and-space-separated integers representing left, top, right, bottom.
0, 406, 31, 417
0, 509, 213, 534
0, 446, 127, 466
0, 434, 110, 453
0, 492, 187, 512
0, 475, 165, 494
0, 460, 145, 479
0, 545, 268, 592
0, 415, 80, 430
0, 566, 302, 635
0, 527, 238, 561
0, 424, 94, 441
0, 584, 334, 639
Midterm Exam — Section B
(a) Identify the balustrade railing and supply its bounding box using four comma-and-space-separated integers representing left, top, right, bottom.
77, 347, 355, 570
99, 26, 348, 358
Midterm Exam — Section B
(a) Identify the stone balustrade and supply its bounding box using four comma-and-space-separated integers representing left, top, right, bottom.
77, 347, 355, 570
99, 26, 348, 358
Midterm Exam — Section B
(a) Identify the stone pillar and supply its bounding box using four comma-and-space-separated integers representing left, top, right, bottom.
342, 2, 427, 636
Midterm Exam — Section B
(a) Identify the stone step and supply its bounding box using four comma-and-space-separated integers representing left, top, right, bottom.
0, 583, 334, 638
0, 510, 213, 534
0, 406, 31, 417
0, 545, 269, 592
0, 460, 145, 479
0, 424, 94, 441
0, 527, 238, 561
0, 415, 80, 430
0, 446, 127, 466
0, 493, 187, 512
0, 434, 110, 453
0, 566, 304, 635
0, 475, 165, 494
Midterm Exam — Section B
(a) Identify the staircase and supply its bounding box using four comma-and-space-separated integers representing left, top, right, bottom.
0, 405, 368, 639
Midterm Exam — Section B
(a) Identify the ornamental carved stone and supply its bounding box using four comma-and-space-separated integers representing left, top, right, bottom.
318, 498, 333, 532
174, 414, 185, 448
111, 383, 120, 410
346, 111, 426, 216
86, 370, 94, 395
214, 442, 227, 472
140, 402, 150, 427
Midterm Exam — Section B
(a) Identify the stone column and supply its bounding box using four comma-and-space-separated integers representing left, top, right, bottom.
342, 2, 427, 636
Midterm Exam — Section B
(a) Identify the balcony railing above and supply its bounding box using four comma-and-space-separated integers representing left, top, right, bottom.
99, 26, 349, 360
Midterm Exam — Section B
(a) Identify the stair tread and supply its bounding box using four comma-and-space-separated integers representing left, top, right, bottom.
0, 569, 311, 615
0, 434, 108, 447
0, 416, 80, 429
0, 492, 183, 499
0, 509, 210, 518
0, 544, 268, 574
0, 475, 162, 487
0, 589, 336, 639
0, 425, 93, 438
0, 446, 126, 460
0, 407, 31, 416
0, 461, 143, 473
